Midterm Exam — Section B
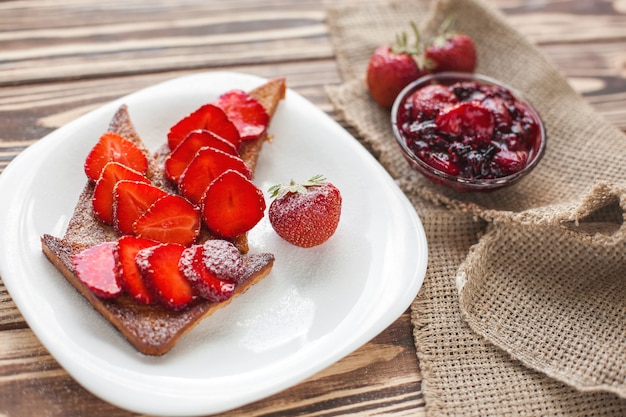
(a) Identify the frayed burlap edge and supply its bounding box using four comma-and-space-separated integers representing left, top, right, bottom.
457, 222, 626, 399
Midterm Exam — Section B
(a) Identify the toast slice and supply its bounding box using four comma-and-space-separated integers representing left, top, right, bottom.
41, 77, 286, 355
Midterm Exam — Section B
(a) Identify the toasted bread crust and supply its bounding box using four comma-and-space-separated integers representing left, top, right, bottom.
41, 77, 286, 355
42, 234, 274, 355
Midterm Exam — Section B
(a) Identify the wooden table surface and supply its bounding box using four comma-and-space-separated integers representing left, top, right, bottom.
1, 0, 625, 416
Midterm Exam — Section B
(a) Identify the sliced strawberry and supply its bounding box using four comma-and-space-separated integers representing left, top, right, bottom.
164, 129, 239, 183
133, 194, 201, 246
84, 132, 149, 182
167, 104, 241, 151
200, 240, 246, 283
178, 147, 251, 205
179, 244, 236, 303
421, 152, 461, 176
92, 162, 150, 225
136, 243, 194, 310
201, 169, 266, 238
115, 236, 159, 304
435, 101, 495, 139
214, 90, 270, 141
112, 180, 168, 235
73, 241, 122, 298
493, 149, 528, 175
409, 84, 458, 120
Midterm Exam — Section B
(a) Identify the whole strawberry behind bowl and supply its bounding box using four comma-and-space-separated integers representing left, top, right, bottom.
366, 23, 429, 108
366, 20, 478, 109
391, 72, 546, 192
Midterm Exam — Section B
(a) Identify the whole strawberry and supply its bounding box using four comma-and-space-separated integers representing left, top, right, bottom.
425, 33, 477, 73
366, 23, 427, 108
268, 175, 342, 248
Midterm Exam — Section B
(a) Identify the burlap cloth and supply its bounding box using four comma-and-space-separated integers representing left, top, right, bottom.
325, 0, 626, 415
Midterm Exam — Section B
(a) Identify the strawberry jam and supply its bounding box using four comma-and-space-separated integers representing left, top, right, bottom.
394, 75, 544, 188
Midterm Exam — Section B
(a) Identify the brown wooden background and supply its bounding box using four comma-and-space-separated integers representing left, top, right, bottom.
1, 0, 625, 415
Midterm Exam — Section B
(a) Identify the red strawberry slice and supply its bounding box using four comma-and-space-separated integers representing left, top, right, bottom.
409, 84, 458, 120
136, 243, 194, 310
201, 169, 266, 238
214, 90, 270, 141
422, 152, 461, 176
493, 149, 528, 175
112, 180, 168, 235
179, 244, 236, 303
133, 194, 201, 246
164, 129, 239, 183
435, 101, 495, 139
84, 132, 149, 182
115, 236, 159, 304
73, 241, 122, 298
178, 147, 251, 205
92, 162, 150, 225
167, 104, 241, 151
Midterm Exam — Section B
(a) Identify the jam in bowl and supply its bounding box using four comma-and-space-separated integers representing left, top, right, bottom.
391, 72, 546, 192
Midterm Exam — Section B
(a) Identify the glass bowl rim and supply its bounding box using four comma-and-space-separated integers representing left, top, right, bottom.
390, 71, 547, 190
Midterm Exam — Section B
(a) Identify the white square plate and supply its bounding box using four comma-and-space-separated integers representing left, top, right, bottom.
0, 72, 427, 416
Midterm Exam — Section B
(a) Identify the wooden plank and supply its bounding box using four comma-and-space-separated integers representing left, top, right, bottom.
0, 288, 23, 331
538, 42, 626, 131
0, 61, 341, 140
0, 1, 332, 85
505, 13, 626, 44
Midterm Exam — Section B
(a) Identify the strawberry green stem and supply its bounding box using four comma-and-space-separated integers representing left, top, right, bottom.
391, 21, 422, 56
268, 174, 326, 199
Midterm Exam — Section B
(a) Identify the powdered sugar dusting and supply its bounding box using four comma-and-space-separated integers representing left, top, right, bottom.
241, 253, 275, 281
202, 240, 245, 283
128, 316, 179, 346
275, 186, 325, 216
107, 300, 201, 347
179, 246, 200, 281
135, 246, 157, 273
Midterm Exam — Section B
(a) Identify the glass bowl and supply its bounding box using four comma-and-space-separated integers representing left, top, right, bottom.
391, 72, 546, 192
